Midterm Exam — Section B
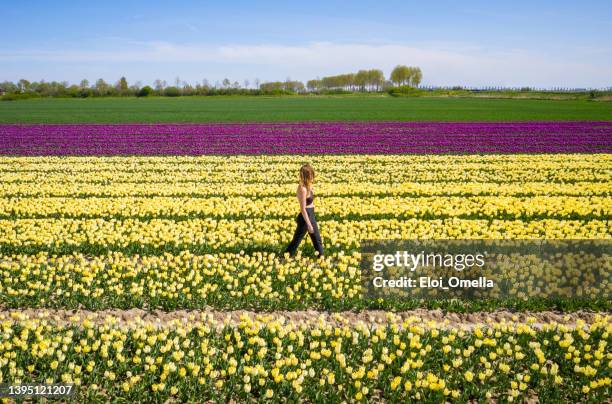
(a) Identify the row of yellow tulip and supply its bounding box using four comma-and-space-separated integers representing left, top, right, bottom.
2, 155, 609, 183
0, 218, 609, 253
1, 154, 609, 312
1, 196, 608, 219
0, 312, 609, 402
2, 181, 609, 198
0, 250, 608, 310
3, 168, 607, 184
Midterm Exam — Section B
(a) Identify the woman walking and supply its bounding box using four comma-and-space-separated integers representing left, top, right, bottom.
284, 164, 325, 258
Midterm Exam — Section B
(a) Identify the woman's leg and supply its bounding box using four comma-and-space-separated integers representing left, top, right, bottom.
285, 214, 307, 256
307, 209, 325, 257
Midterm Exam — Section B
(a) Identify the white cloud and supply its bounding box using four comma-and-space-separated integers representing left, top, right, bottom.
1, 41, 610, 87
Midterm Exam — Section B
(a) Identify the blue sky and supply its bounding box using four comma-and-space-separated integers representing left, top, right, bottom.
1, 0, 611, 87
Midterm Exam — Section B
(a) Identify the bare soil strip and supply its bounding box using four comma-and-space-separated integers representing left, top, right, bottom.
1, 308, 606, 330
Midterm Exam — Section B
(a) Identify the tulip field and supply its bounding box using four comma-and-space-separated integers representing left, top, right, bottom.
0, 121, 610, 402
1, 121, 611, 154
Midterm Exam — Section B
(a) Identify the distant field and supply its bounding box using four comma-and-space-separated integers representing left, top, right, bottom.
0, 96, 611, 122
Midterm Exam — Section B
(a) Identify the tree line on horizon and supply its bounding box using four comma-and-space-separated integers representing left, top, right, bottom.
0, 65, 423, 99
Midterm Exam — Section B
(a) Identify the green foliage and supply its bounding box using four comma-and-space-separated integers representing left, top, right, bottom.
308, 69, 386, 92
1, 92, 40, 101
318, 89, 353, 95
390, 65, 422, 86
259, 81, 304, 93
118, 76, 128, 93
1, 94, 19, 101
387, 86, 427, 97
164, 86, 181, 97
77, 88, 94, 98
137, 86, 153, 97
0, 81, 19, 94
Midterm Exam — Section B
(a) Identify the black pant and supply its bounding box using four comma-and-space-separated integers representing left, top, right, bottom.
285, 208, 324, 257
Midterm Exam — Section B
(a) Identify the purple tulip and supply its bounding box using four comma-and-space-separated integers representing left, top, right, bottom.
0, 122, 610, 155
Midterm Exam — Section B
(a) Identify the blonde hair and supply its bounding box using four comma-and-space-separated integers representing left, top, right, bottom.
299, 164, 314, 190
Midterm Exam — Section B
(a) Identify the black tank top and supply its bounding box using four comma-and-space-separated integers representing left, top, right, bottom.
306, 190, 315, 205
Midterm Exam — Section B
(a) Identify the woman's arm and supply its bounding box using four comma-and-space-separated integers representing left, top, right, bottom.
297, 186, 314, 234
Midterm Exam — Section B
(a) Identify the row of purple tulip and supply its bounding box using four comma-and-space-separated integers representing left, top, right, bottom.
0, 122, 609, 155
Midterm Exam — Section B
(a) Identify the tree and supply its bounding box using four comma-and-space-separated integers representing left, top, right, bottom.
307, 79, 321, 91
164, 87, 181, 97
314, 69, 385, 92
260, 80, 305, 93
66, 84, 81, 97
182, 82, 195, 95
137, 86, 153, 97
409, 67, 423, 87
18, 79, 31, 93
367, 69, 385, 91
129, 81, 142, 95
0, 81, 18, 94
355, 70, 368, 91
153, 79, 165, 93
390, 65, 409, 85
77, 79, 93, 97
259, 81, 282, 92
390, 65, 423, 87
118, 76, 128, 94
95, 79, 109, 96
5, 65, 421, 98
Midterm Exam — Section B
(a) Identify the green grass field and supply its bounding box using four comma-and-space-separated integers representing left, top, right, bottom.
1, 96, 610, 122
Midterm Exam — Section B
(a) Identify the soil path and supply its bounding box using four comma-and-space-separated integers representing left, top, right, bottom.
2, 308, 607, 330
